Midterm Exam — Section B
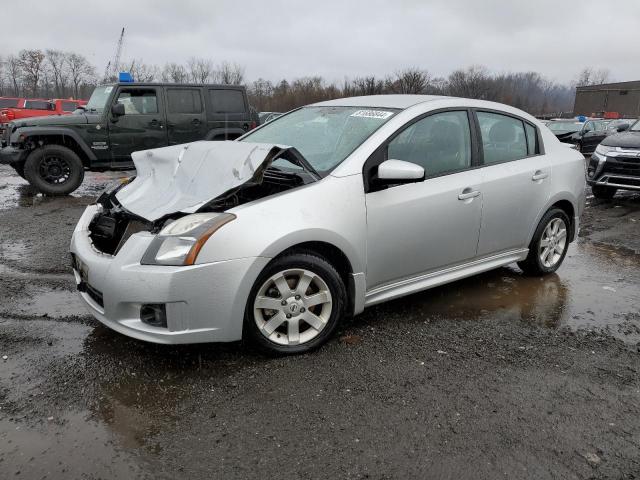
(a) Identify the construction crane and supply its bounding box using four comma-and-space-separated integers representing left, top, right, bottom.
103, 27, 125, 83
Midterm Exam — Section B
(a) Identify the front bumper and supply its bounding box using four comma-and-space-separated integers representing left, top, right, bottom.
70, 205, 270, 344
0, 145, 25, 165
586, 152, 640, 191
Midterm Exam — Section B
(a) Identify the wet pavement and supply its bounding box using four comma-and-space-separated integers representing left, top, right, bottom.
1, 164, 639, 479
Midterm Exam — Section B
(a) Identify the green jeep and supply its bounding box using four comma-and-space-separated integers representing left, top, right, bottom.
0, 82, 257, 195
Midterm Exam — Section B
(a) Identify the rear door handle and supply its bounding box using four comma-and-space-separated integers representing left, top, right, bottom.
532, 170, 548, 181
458, 188, 480, 201
191, 118, 201, 125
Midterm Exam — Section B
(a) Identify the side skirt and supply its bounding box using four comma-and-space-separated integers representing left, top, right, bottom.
363, 249, 529, 307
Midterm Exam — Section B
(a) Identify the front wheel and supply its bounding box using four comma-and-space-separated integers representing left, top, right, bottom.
518, 208, 570, 276
243, 252, 347, 355
23, 144, 84, 196
591, 185, 617, 200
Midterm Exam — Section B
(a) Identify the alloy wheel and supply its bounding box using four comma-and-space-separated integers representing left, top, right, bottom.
538, 218, 567, 268
253, 268, 333, 346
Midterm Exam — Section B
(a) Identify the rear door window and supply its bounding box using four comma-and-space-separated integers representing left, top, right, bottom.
209, 89, 245, 113
24, 100, 52, 110
476, 111, 528, 164
167, 88, 203, 114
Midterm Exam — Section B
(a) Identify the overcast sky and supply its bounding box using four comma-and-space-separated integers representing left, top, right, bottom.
2, 0, 639, 85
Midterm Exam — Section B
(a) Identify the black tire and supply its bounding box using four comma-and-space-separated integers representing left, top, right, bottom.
591, 185, 617, 200
518, 208, 571, 276
10, 162, 26, 179
243, 252, 347, 355
23, 144, 84, 196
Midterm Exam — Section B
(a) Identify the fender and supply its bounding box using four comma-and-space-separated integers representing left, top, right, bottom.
526, 191, 581, 245
10, 126, 97, 163
205, 127, 247, 141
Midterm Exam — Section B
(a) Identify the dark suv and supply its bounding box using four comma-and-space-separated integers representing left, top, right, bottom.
587, 120, 640, 198
0, 82, 255, 195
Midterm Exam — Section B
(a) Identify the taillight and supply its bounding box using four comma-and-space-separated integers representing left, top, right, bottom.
249, 121, 256, 130
2, 110, 15, 120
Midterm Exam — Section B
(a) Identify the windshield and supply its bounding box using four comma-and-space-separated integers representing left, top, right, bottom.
241, 106, 399, 173
630, 120, 640, 132
546, 121, 583, 132
86, 85, 115, 113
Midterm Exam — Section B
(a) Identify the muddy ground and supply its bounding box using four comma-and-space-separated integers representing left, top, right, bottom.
0, 164, 639, 479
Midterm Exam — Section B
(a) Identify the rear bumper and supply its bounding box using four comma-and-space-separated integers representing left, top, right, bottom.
70, 205, 270, 344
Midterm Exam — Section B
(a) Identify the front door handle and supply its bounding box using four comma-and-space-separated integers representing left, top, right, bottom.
191, 118, 201, 125
532, 170, 548, 181
458, 188, 480, 201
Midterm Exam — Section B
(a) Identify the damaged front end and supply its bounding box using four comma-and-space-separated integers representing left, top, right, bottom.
87, 141, 316, 258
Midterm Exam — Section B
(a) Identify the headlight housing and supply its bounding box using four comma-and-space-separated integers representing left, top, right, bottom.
141, 213, 236, 266
594, 144, 615, 157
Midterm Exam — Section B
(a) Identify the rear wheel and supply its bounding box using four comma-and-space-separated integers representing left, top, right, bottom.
23, 144, 84, 195
591, 185, 617, 200
243, 252, 346, 355
518, 208, 570, 276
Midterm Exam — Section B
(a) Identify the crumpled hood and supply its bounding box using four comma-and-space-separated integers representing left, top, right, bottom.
115, 141, 284, 221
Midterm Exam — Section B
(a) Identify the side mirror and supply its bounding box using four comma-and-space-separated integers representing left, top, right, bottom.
377, 159, 425, 183
617, 124, 630, 132
111, 102, 125, 117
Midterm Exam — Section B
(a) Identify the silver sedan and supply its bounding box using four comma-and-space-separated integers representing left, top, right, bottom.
70, 95, 586, 354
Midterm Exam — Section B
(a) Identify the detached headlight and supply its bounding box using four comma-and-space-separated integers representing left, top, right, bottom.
594, 144, 614, 157
141, 213, 236, 266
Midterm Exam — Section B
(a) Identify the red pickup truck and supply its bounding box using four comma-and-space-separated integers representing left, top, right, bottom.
0, 98, 87, 145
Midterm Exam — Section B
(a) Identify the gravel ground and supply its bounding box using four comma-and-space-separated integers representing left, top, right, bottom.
0, 165, 639, 479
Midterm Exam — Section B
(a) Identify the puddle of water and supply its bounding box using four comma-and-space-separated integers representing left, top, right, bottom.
385, 240, 640, 344
0, 164, 134, 211
0, 413, 149, 479
7, 286, 85, 318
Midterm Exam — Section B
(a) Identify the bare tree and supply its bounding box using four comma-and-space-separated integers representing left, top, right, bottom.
187, 57, 214, 83
574, 67, 611, 87
67, 53, 95, 98
161, 63, 189, 83
447, 65, 491, 99
5, 55, 22, 96
17, 49, 46, 96
386, 68, 430, 94
127, 59, 159, 82
344, 76, 385, 96
46, 49, 69, 97
216, 61, 245, 85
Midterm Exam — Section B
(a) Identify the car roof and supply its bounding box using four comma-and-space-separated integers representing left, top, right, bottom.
311, 94, 452, 109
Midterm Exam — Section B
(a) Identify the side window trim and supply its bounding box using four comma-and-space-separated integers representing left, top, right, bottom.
471, 108, 545, 167
363, 107, 479, 193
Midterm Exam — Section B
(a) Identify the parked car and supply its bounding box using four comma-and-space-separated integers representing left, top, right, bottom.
0, 98, 87, 147
0, 82, 256, 194
587, 119, 640, 198
70, 95, 585, 355
546, 119, 608, 154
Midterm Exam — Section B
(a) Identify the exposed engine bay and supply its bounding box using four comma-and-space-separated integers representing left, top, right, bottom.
88, 143, 317, 256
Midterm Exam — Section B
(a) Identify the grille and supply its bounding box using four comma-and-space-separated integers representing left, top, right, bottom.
603, 156, 640, 176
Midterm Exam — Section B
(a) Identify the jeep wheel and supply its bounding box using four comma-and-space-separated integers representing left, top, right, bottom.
591, 185, 617, 200
24, 145, 84, 196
